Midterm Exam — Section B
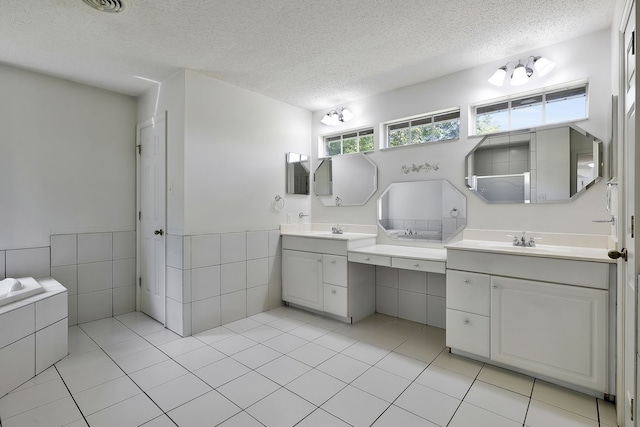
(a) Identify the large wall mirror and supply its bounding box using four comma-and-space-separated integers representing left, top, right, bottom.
378, 180, 466, 243
315, 153, 378, 206
286, 152, 310, 195
465, 123, 603, 203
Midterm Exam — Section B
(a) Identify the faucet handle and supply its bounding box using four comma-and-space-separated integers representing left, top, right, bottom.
507, 234, 519, 244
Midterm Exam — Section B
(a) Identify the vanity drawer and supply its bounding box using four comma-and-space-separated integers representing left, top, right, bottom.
446, 270, 491, 315
446, 309, 490, 358
392, 257, 446, 274
324, 284, 348, 317
348, 252, 392, 267
283, 236, 347, 256
323, 255, 347, 287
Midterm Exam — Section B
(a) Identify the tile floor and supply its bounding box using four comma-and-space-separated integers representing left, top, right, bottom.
0, 306, 618, 427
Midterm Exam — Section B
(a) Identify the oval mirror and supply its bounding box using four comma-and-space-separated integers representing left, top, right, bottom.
377, 180, 466, 243
465, 123, 603, 203
315, 153, 378, 206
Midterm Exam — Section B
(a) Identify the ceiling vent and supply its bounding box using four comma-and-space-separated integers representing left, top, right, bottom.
82, 0, 130, 13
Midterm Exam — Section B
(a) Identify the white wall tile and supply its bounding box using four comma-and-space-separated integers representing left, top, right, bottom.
427, 296, 446, 328
0, 304, 34, 349
0, 335, 35, 397
221, 261, 246, 295
376, 286, 398, 317
36, 292, 67, 331
51, 235, 77, 267
221, 233, 247, 264
166, 235, 183, 269
0, 250, 5, 279
78, 289, 112, 323
167, 267, 185, 303
35, 318, 68, 374
113, 231, 136, 260
191, 234, 220, 268
78, 233, 113, 264
247, 285, 269, 316
247, 258, 268, 288
247, 231, 269, 260
268, 229, 281, 258
268, 282, 283, 310
268, 256, 281, 284
166, 298, 191, 337
398, 290, 427, 324
113, 286, 136, 316
113, 258, 135, 288
68, 295, 78, 326
191, 296, 221, 334
6, 247, 50, 279
427, 273, 446, 297
78, 261, 113, 294
376, 267, 398, 288
51, 265, 78, 295
398, 270, 427, 294
221, 290, 246, 325
191, 265, 221, 301
183, 236, 191, 269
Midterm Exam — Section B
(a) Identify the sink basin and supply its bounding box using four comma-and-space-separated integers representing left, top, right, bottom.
458, 240, 574, 255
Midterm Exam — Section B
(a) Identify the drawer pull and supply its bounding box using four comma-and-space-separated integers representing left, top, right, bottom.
364, 257, 371, 261
464, 279, 470, 284
413, 263, 419, 267
463, 319, 470, 325
492, 284, 498, 289
331, 260, 336, 264
331, 290, 337, 295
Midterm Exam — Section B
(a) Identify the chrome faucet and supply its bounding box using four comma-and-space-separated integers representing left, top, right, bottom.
332, 224, 343, 234
508, 232, 540, 247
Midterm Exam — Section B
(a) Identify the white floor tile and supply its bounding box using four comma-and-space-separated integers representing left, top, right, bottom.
246, 387, 315, 427
194, 326, 238, 345
157, 336, 205, 358
286, 369, 347, 406
352, 366, 411, 402
210, 334, 257, 355
297, 408, 352, 426
249, 310, 287, 324
313, 332, 358, 352
194, 357, 251, 388
263, 332, 307, 353
415, 365, 474, 399
114, 346, 169, 373
55, 349, 112, 376
372, 405, 439, 427
91, 328, 138, 348
525, 399, 599, 427
67, 327, 100, 355
375, 352, 428, 381
12, 366, 60, 392
218, 371, 280, 408
449, 402, 522, 427
289, 323, 330, 341
231, 343, 282, 369
1, 396, 83, 427
73, 376, 142, 415
256, 355, 311, 385
531, 380, 598, 421
317, 353, 370, 383
60, 360, 125, 394
224, 317, 262, 333
146, 373, 212, 412
217, 410, 264, 426
268, 316, 307, 332
129, 359, 189, 391
143, 328, 182, 346
598, 399, 617, 427
85, 393, 162, 427
395, 382, 460, 426
321, 385, 390, 427
477, 363, 535, 396
167, 390, 240, 426
431, 351, 484, 378
102, 337, 153, 359
141, 414, 177, 426
173, 345, 226, 371
242, 324, 283, 342
342, 341, 390, 365
287, 342, 337, 367
464, 380, 529, 423
79, 318, 127, 338
0, 377, 69, 419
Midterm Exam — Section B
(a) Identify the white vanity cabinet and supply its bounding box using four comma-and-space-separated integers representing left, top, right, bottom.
446, 247, 613, 393
282, 235, 376, 322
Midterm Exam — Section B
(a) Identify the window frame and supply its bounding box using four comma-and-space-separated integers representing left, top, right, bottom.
382, 108, 461, 149
321, 127, 375, 158
472, 82, 588, 136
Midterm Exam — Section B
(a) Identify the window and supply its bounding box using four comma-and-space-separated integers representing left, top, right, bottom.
475, 84, 587, 135
385, 110, 460, 148
323, 128, 374, 157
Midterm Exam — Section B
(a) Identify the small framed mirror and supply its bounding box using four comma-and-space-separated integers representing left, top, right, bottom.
314, 153, 378, 206
377, 180, 466, 243
286, 152, 310, 195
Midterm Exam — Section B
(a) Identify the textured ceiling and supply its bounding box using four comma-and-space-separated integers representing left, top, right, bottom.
0, 0, 616, 111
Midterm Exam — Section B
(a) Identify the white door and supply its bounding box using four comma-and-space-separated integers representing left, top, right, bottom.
137, 113, 167, 324
619, 3, 637, 424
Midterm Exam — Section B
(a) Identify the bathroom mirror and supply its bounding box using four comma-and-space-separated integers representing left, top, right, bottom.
377, 180, 466, 242
314, 153, 378, 206
286, 152, 310, 195
465, 123, 603, 203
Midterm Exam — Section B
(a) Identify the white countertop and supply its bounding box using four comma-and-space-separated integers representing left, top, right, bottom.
349, 244, 447, 261
281, 230, 378, 241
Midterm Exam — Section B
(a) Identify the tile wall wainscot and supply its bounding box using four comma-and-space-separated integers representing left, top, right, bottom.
375, 267, 446, 328
50, 231, 136, 325
166, 229, 283, 336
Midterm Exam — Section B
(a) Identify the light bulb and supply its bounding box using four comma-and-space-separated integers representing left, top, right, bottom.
534, 56, 556, 76
340, 108, 353, 122
488, 67, 507, 86
511, 63, 529, 86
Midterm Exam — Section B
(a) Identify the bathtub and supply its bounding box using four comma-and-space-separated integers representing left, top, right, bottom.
0, 277, 44, 308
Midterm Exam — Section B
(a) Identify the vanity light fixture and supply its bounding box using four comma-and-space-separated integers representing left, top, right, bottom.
320, 107, 353, 126
488, 56, 556, 87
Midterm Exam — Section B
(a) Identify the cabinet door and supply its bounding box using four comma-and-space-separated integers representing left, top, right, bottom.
324, 284, 348, 317
322, 255, 347, 287
491, 276, 608, 392
282, 250, 323, 311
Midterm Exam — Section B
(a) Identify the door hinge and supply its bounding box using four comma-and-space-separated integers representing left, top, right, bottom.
633, 31, 636, 55
138, 277, 142, 287
138, 211, 141, 221
137, 145, 141, 155
632, 397, 635, 421
632, 215, 635, 238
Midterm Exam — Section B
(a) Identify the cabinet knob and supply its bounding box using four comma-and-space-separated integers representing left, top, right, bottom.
492, 284, 498, 289
464, 279, 470, 284
331, 290, 336, 294
463, 319, 470, 325
364, 257, 370, 261
413, 263, 419, 267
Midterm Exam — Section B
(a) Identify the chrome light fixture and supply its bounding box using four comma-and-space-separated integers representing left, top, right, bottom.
488, 56, 555, 87
320, 107, 353, 126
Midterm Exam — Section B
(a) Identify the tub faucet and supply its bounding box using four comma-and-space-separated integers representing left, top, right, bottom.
508, 232, 540, 247
332, 224, 343, 234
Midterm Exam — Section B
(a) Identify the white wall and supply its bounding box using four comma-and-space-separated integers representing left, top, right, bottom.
310, 29, 613, 238
0, 64, 137, 250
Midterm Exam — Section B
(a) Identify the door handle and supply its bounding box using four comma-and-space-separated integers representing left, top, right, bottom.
608, 248, 627, 261
154, 229, 164, 236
